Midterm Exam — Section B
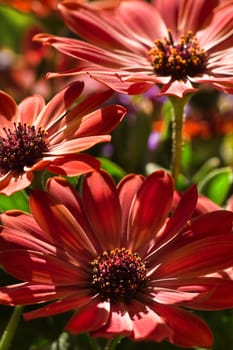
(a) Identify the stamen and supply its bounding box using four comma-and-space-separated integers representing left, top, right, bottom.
89, 247, 148, 304
149, 30, 208, 80
0, 122, 48, 173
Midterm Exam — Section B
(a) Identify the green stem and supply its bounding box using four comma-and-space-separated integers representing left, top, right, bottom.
104, 336, 124, 350
169, 95, 190, 185
0, 306, 23, 350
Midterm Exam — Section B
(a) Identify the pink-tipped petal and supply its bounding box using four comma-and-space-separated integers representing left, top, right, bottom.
0, 282, 79, 306
0, 171, 33, 196
127, 300, 171, 341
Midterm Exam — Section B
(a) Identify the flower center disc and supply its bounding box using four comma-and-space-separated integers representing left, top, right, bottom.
90, 248, 148, 303
149, 30, 208, 80
0, 122, 48, 173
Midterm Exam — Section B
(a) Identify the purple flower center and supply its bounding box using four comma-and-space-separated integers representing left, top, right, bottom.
90, 247, 148, 303
149, 30, 208, 80
0, 122, 48, 173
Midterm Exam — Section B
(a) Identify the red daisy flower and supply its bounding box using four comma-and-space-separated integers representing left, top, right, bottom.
0, 82, 126, 195
34, 0, 233, 98
0, 170, 233, 348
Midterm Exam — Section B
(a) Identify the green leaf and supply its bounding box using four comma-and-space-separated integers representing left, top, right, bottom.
0, 5, 36, 51
98, 157, 126, 181
0, 190, 29, 212
198, 167, 233, 205
192, 157, 220, 184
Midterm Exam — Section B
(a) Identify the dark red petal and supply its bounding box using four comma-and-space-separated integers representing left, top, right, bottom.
67, 105, 127, 139
0, 90, 17, 129
82, 170, 122, 250
153, 235, 233, 279
0, 282, 79, 306
30, 189, 97, 258
127, 170, 173, 254
58, 2, 146, 52
117, 173, 144, 245
0, 250, 85, 285
154, 304, 213, 348
24, 291, 92, 320
155, 185, 198, 247
65, 299, 110, 334
46, 176, 101, 251
35, 81, 84, 130
65, 88, 114, 126
46, 154, 100, 176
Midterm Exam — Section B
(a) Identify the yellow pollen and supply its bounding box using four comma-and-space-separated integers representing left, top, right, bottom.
89, 247, 148, 304
149, 30, 208, 80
